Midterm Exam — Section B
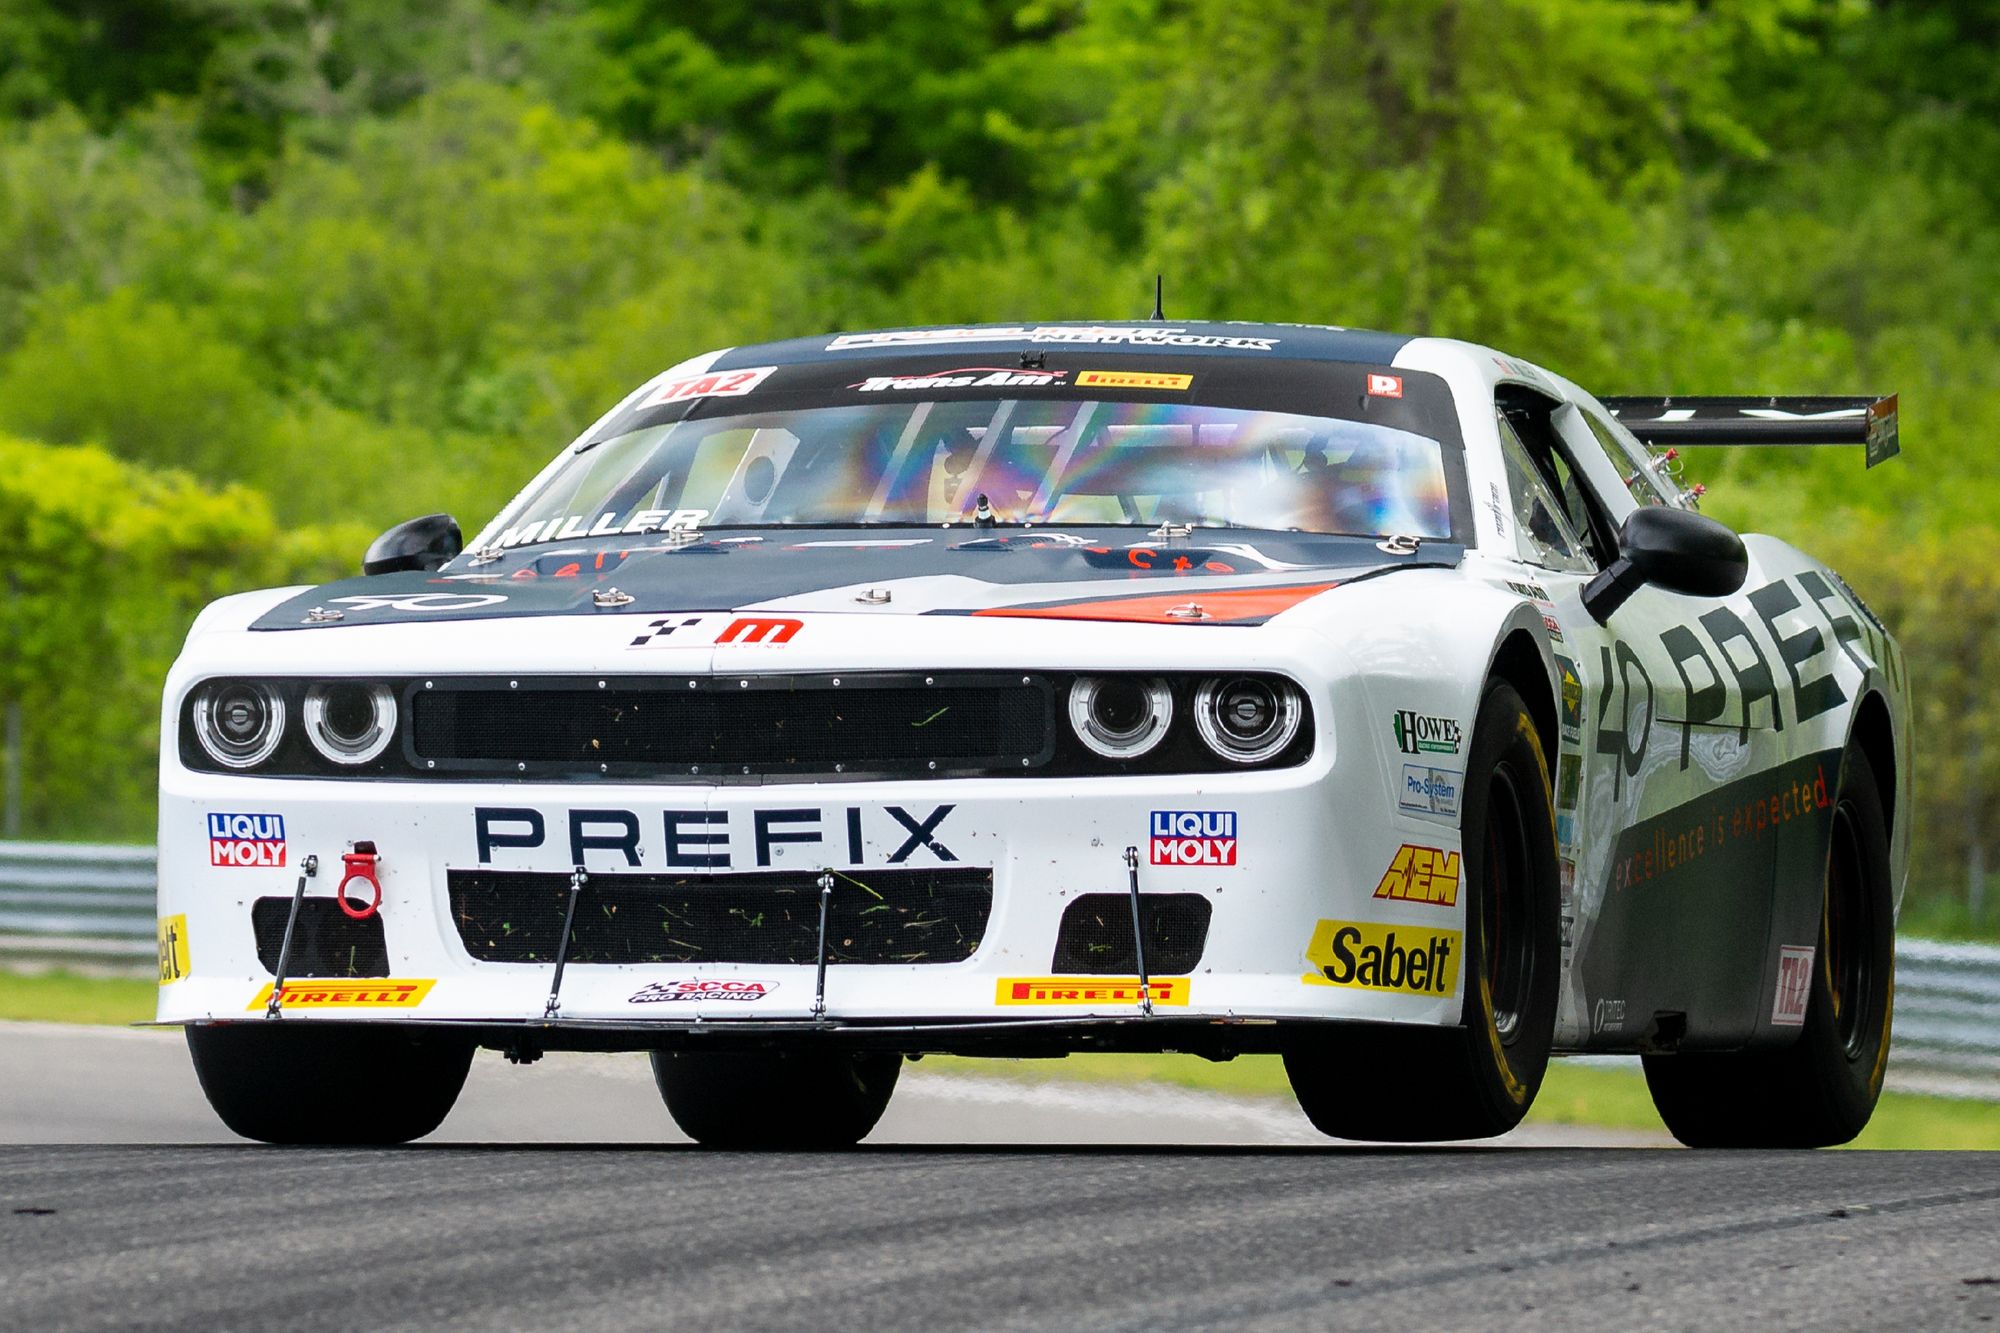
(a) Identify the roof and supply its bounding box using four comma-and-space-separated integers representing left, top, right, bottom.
706, 321, 1414, 370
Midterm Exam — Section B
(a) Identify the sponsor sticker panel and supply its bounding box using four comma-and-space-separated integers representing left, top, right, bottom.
157, 915, 190, 985
248, 979, 435, 1010
1149, 810, 1237, 866
996, 977, 1190, 1006
1302, 921, 1461, 997
208, 813, 286, 869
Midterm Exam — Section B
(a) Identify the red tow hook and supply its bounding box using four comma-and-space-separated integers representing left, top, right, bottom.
337, 841, 383, 920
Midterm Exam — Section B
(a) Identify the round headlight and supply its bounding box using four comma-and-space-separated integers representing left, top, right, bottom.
303, 682, 397, 765
1069, 676, 1173, 759
1194, 676, 1302, 764
192, 682, 286, 769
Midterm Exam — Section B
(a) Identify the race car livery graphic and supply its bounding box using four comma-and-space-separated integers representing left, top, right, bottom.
158, 320, 1908, 1150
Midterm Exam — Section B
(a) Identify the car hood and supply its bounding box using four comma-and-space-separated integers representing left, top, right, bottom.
250, 528, 1462, 631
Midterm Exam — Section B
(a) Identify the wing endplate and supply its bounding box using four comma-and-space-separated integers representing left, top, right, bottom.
1601, 394, 1899, 468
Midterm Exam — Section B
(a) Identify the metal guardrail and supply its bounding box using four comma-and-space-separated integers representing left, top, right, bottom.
1, 841, 1995, 1091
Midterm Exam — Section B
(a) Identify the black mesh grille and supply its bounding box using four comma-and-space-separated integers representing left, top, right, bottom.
410, 677, 1050, 778
449, 867, 993, 965
252, 898, 391, 977
1051, 893, 1212, 974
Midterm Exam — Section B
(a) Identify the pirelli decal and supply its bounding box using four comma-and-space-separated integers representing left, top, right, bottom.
1074, 370, 1193, 391
247, 978, 435, 1010
996, 976, 1190, 1007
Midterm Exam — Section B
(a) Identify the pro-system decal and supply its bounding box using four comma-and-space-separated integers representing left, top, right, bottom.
1398, 765, 1461, 820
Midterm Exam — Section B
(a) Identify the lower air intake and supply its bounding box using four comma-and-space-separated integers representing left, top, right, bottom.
1051, 893, 1213, 974
252, 897, 391, 977
448, 867, 993, 966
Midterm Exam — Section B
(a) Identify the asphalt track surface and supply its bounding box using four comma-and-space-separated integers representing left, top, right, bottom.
5, 1026, 2000, 1330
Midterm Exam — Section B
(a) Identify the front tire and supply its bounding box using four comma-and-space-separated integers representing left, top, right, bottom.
1641, 741, 1895, 1148
1285, 680, 1561, 1141
185, 1024, 474, 1145
651, 1049, 902, 1148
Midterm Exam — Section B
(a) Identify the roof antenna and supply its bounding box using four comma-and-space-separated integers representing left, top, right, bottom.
1149, 274, 1165, 321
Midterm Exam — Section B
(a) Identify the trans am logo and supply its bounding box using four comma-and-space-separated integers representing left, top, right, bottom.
851, 367, 1068, 393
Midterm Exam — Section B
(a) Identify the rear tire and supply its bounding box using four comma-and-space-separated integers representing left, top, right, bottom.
651, 1049, 901, 1148
1642, 741, 1894, 1148
185, 1024, 474, 1145
1285, 680, 1561, 1141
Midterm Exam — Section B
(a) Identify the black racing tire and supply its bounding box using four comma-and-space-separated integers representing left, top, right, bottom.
185, 1024, 475, 1145
651, 1049, 902, 1149
1642, 741, 1895, 1148
1285, 680, 1561, 1141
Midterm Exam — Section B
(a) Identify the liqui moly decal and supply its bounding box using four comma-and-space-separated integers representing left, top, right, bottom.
1150, 811, 1237, 866
208, 813, 286, 868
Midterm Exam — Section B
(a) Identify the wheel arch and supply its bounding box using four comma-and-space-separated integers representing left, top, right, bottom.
1485, 628, 1559, 779
1849, 689, 1897, 836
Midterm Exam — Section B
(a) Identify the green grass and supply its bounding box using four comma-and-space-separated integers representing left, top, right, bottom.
1899, 894, 2000, 945
7, 970, 1994, 1149
0, 969, 156, 1025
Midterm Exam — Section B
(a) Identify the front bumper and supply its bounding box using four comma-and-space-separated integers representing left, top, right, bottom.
157, 754, 1469, 1046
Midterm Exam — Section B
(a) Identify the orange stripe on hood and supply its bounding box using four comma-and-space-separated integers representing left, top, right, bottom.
972, 583, 1338, 625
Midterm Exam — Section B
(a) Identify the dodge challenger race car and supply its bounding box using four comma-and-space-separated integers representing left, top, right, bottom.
158, 320, 1910, 1149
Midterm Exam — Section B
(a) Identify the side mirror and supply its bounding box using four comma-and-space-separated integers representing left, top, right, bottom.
363, 514, 463, 576
1582, 506, 1747, 624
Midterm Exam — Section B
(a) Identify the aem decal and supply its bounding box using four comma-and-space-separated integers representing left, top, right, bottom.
630, 980, 774, 1003
641, 365, 774, 406
1373, 844, 1461, 907
1397, 765, 1461, 820
1303, 921, 1461, 996
247, 979, 434, 1010
995, 977, 1190, 1006
1772, 945, 1815, 1026
473, 804, 958, 869
157, 915, 190, 985
1149, 810, 1237, 866
1391, 711, 1462, 756
208, 813, 285, 869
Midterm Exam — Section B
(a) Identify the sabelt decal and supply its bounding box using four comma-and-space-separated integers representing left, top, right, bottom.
1772, 945, 1814, 1026
853, 367, 1067, 393
1366, 373, 1404, 398
641, 366, 774, 406
827, 326, 1279, 352
630, 980, 774, 1003
1149, 810, 1237, 866
1075, 370, 1193, 391
157, 915, 190, 985
247, 979, 434, 1010
209, 813, 285, 868
1373, 844, 1461, 907
1303, 921, 1461, 996
996, 977, 1189, 1006
1390, 711, 1462, 756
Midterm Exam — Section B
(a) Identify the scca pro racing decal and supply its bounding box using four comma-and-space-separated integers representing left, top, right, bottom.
852, 366, 1068, 393
630, 980, 774, 1004
995, 977, 1190, 1006
1149, 811, 1237, 866
208, 813, 285, 868
1302, 921, 1461, 996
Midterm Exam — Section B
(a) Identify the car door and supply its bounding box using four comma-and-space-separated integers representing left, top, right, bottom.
1516, 390, 1815, 1050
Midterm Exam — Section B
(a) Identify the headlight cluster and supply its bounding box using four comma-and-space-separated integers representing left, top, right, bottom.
185, 680, 400, 773
1066, 673, 1307, 767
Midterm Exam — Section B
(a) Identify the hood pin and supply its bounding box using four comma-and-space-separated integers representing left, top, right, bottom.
592, 587, 635, 608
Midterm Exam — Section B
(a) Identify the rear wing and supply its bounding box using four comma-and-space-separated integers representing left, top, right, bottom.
1600, 395, 1899, 468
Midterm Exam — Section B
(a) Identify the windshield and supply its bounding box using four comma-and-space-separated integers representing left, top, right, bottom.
487, 397, 1454, 548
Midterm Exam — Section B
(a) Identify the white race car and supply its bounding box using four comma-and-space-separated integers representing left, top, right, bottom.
159, 321, 1909, 1148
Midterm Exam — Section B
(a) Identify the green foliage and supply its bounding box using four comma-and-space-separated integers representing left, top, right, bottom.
0, 0, 1992, 901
